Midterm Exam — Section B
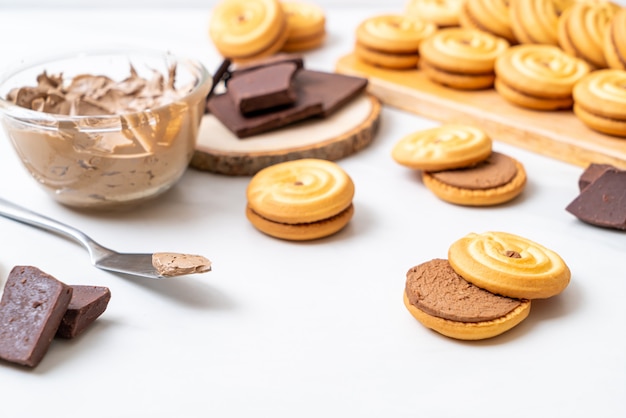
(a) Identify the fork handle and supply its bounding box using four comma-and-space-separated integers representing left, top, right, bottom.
0, 196, 110, 257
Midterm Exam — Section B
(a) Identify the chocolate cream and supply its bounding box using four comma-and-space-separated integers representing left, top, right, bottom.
405, 258, 523, 323
3, 66, 204, 208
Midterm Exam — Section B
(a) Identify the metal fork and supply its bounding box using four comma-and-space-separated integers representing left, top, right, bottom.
0, 196, 209, 279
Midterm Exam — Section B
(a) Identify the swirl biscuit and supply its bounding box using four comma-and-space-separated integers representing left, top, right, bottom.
246, 159, 355, 241
422, 152, 527, 206
558, 2, 621, 69
459, 0, 517, 44
355, 14, 437, 70
494, 44, 590, 110
573, 69, 626, 137
280, 1, 326, 52
404, 259, 531, 340
448, 231, 571, 299
509, 0, 574, 45
603, 7, 626, 70
405, 0, 464, 27
419, 27, 510, 90
391, 124, 492, 171
209, 0, 288, 62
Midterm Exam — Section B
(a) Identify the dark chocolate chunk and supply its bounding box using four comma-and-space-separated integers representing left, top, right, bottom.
430, 152, 517, 189
566, 169, 626, 230
0, 266, 72, 367
207, 81, 324, 138
228, 62, 299, 115
295, 70, 368, 117
56, 285, 111, 339
578, 163, 615, 191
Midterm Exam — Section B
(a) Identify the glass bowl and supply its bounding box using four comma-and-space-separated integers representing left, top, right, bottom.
0, 49, 212, 209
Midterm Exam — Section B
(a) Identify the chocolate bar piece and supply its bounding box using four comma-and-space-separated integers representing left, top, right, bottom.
566, 168, 626, 230
295, 70, 368, 117
578, 163, 614, 191
0, 266, 72, 367
207, 82, 324, 139
228, 62, 299, 115
56, 285, 111, 339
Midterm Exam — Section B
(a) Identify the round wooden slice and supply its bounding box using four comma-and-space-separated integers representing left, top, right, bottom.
191, 93, 381, 175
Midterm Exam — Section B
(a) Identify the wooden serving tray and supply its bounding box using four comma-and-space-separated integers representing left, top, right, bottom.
192, 93, 380, 176
335, 53, 626, 170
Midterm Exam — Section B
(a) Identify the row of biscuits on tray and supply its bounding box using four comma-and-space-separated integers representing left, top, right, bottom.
353, 0, 626, 137
202, 0, 623, 343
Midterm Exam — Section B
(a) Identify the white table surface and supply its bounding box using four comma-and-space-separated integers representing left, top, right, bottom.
0, 6, 624, 418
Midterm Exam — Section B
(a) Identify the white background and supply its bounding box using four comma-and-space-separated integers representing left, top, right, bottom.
0, 2, 625, 418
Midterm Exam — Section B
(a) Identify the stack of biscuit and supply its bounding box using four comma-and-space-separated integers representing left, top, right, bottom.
391, 124, 527, 206
208, 0, 326, 63
403, 231, 571, 340
245, 158, 356, 241
351, 0, 626, 135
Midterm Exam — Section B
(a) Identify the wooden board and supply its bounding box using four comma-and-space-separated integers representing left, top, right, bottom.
335, 53, 626, 170
191, 93, 381, 176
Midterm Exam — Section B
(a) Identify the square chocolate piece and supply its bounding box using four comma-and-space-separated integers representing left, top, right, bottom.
228, 62, 299, 115
0, 266, 73, 367
56, 285, 111, 339
207, 81, 324, 139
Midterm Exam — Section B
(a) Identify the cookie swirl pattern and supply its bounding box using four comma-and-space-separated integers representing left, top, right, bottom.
209, 0, 286, 60
422, 28, 510, 73
357, 14, 436, 53
405, 0, 464, 27
573, 69, 626, 136
558, 2, 620, 69
509, 0, 573, 45
495, 44, 590, 109
460, 0, 516, 44
391, 124, 492, 171
603, 7, 626, 70
246, 159, 354, 224
448, 231, 571, 299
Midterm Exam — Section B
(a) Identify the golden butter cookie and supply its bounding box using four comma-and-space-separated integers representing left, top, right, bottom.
280, 1, 326, 52
604, 7, 626, 70
391, 124, 492, 171
404, 259, 531, 340
494, 44, 590, 110
448, 231, 571, 299
509, 0, 575, 46
246, 158, 355, 240
209, 0, 288, 62
355, 14, 437, 69
558, 2, 621, 69
405, 0, 464, 28
422, 152, 527, 206
419, 27, 510, 90
573, 69, 626, 137
459, 0, 517, 44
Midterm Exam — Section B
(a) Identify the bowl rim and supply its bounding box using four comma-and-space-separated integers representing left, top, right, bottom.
0, 48, 212, 127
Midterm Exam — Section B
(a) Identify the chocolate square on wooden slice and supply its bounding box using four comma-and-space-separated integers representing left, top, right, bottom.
207, 81, 324, 139
566, 168, 626, 230
294, 70, 368, 117
228, 62, 299, 115
0, 266, 72, 367
56, 285, 111, 339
